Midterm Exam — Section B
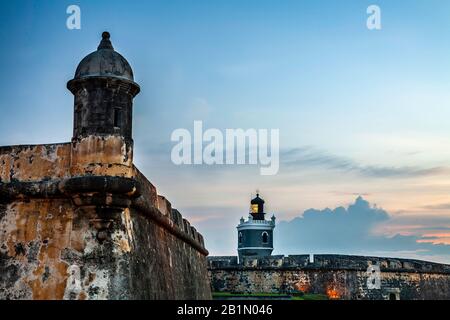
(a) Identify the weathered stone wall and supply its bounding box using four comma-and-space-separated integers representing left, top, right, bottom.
208, 255, 450, 300
0, 143, 71, 182
0, 142, 211, 300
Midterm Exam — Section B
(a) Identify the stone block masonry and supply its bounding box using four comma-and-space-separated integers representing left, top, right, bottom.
0, 142, 211, 299
208, 255, 450, 300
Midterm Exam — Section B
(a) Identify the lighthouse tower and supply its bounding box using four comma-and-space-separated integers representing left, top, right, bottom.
237, 192, 276, 263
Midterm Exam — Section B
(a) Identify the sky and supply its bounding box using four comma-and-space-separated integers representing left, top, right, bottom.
0, 0, 450, 263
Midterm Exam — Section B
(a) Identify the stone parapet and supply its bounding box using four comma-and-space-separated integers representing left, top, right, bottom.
208, 254, 450, 274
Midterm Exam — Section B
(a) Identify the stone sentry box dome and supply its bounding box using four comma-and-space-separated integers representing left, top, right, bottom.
67, 32, 140, 141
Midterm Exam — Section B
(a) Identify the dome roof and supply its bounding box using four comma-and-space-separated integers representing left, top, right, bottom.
73, 32, 134, 82
251, 193, 265, 205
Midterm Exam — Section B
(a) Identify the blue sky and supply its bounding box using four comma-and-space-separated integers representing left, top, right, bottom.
1, 1, 450, 262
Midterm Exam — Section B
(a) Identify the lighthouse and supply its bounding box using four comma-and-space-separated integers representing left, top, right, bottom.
237, 192, 276, 262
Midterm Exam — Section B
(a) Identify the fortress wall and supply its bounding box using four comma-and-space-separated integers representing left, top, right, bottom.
0, 199, 77, 299
0, 142, 211, 300
70, 136, 134, 177
0, 136, 133, 183
208, 255, 450, 300
0, 144, 71, 183
127, 209, 210, 299
0, 196, 210, 300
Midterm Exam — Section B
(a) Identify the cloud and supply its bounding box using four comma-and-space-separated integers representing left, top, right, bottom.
281, 147, 448, 178
422, 203, 450, 210
275, 196, 450, 264
136, 141, 449, 182
330, 191, 371, 197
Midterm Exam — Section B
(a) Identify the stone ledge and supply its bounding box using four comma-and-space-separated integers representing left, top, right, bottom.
0, 142, 71, 154
0, 175, 208, 256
